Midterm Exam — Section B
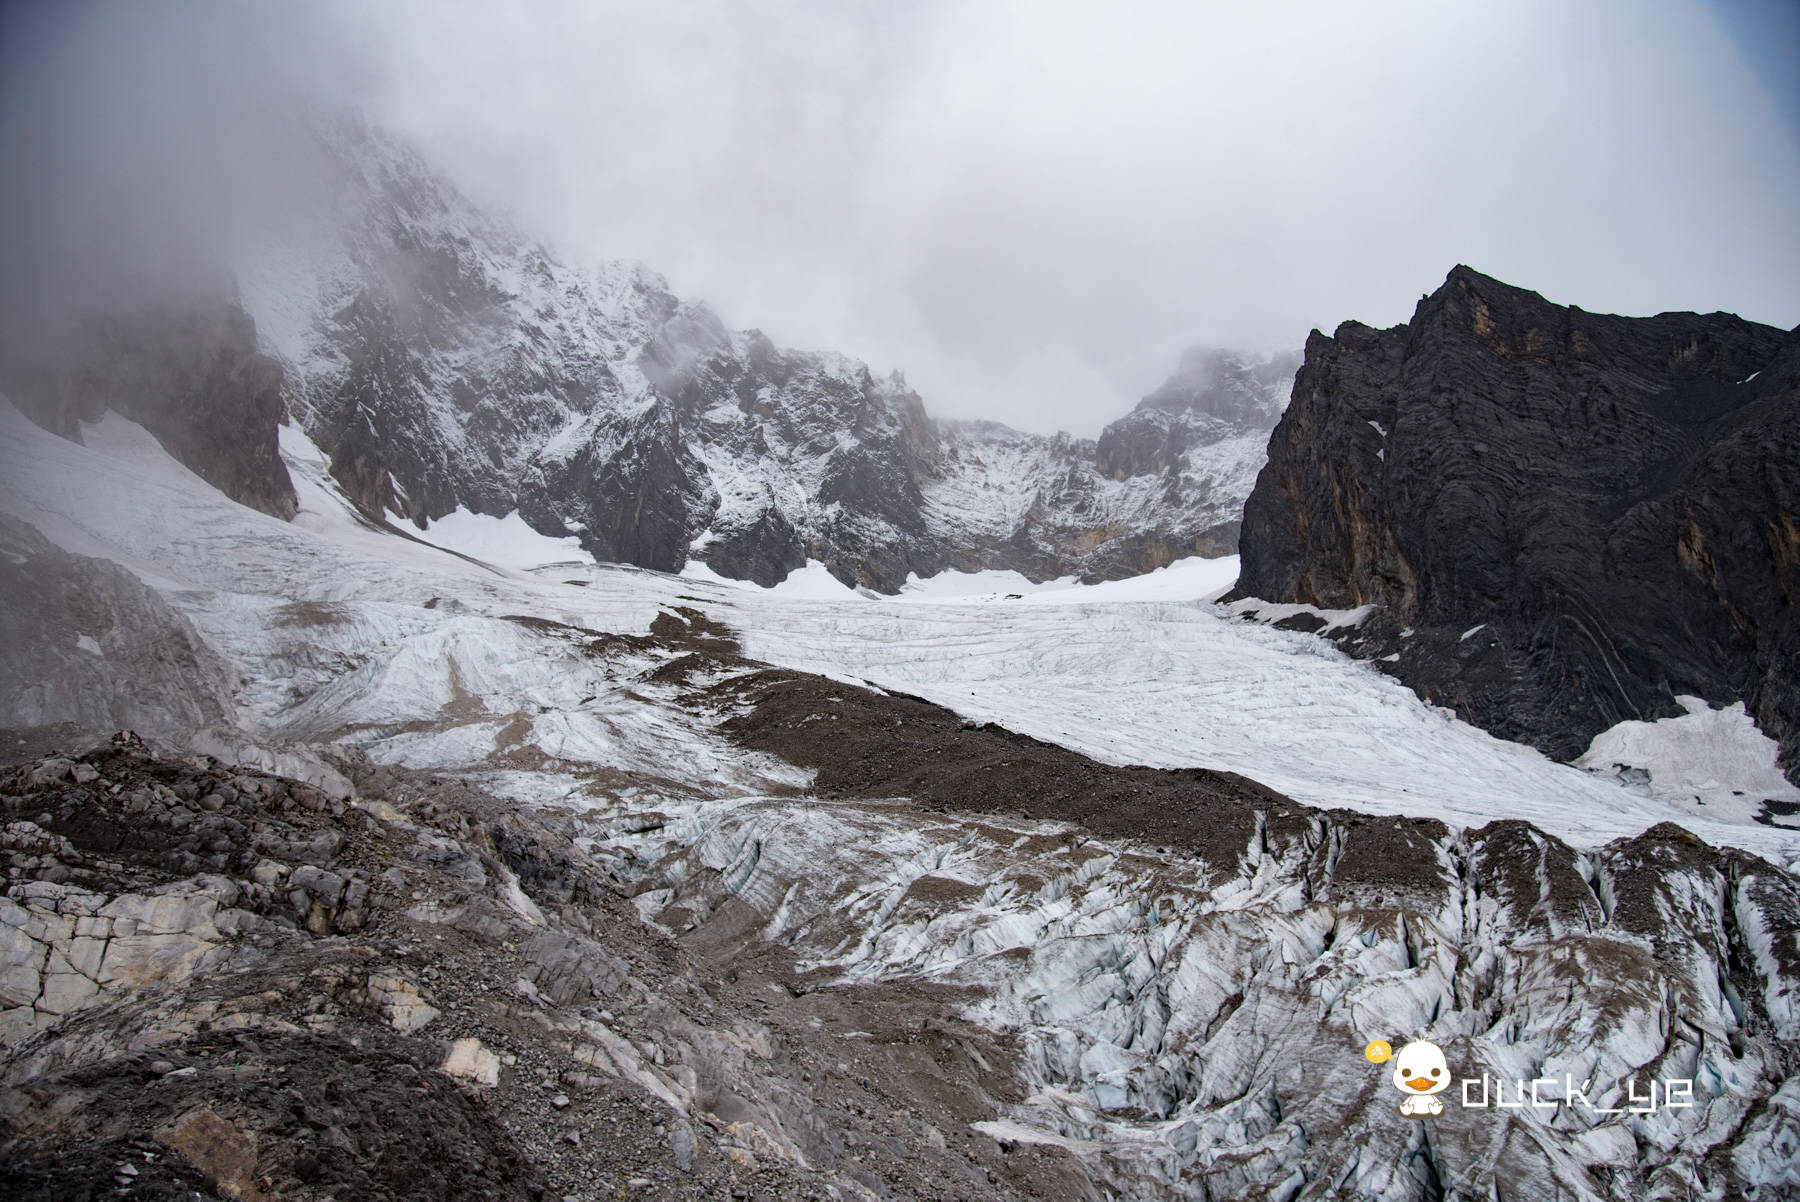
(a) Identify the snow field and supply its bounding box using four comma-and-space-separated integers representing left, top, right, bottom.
5, 400, 1795, 872
721, 588, 1800, 869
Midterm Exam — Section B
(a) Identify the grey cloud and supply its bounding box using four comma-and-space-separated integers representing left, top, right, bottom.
5, 0, 1796, 435
0, 0, 379, 357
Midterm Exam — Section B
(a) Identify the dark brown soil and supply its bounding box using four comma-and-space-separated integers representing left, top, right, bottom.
648, 607, 741, 655
1, 1133, 225, 1201
706, 667, 1460, 896
2, 1031, 551, 1202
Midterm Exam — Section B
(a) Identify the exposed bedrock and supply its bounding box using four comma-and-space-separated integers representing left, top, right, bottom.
1235, 265, 1800, 782
1, 298, 297, 520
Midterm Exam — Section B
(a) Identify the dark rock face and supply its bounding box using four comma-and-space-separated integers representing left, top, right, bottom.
0, 515, 236, 737
521, 398, 712, 574
1236, 265, 1800, 782
2, 301, 297, 520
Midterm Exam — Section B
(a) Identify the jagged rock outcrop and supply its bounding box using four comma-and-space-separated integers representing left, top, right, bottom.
1, 299, 296, 520
0, 515, 236, 738
1235, 265, 1800, 782
254, 121, 1288, 590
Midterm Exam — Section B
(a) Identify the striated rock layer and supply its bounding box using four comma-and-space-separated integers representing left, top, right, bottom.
1235, 265, 1800, 784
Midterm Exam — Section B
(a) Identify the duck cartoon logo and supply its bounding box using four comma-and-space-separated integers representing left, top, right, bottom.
1388, 1040, 1450, 1118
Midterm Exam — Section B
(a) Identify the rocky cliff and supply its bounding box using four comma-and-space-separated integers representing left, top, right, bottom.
1235, 265, 1800, 783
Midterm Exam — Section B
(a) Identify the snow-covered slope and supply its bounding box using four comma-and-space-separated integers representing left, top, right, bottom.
709, 573, 1800, 869
8, 397, 1790, 863
224, 120, 1289, 592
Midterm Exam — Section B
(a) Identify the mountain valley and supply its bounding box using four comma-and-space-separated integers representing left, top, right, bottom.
0, 113, 1796, 1202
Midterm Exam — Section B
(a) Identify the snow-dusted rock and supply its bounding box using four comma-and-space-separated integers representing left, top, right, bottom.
234, 121, 1289, 591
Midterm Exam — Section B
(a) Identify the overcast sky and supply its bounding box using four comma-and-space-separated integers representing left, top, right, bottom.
5, 0, 1798, 435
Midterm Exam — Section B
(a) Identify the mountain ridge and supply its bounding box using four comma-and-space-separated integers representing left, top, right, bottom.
243, 120, 1297, 591
2, 118, 1296, 593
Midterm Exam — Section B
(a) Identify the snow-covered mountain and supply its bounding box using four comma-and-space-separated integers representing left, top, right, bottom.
5, 115, 1796, 1202
227, 121, 1294, 590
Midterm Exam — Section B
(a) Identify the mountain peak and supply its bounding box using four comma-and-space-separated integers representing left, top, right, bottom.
1240, 266, 1800, 783
1414, 264, 1559, 330
1136, 345, 1300, 428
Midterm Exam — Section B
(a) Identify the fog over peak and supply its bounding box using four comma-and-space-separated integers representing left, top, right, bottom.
4, 0, 1796, 436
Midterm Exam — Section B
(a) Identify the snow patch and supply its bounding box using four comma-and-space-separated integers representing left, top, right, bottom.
1577, 697, 1800, 827
687, 554, 1241, 606
764, 561, 865, 599
996, 555, 1239, 606
899, 567, 1078, 600
1221, 596, 1374, 632
414, 508, 596, 571
681, 559, 865, 599
971, 1119, 1101, 1155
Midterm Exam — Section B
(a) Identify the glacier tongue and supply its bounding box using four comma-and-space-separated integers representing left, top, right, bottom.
717, 582, 1800, 870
